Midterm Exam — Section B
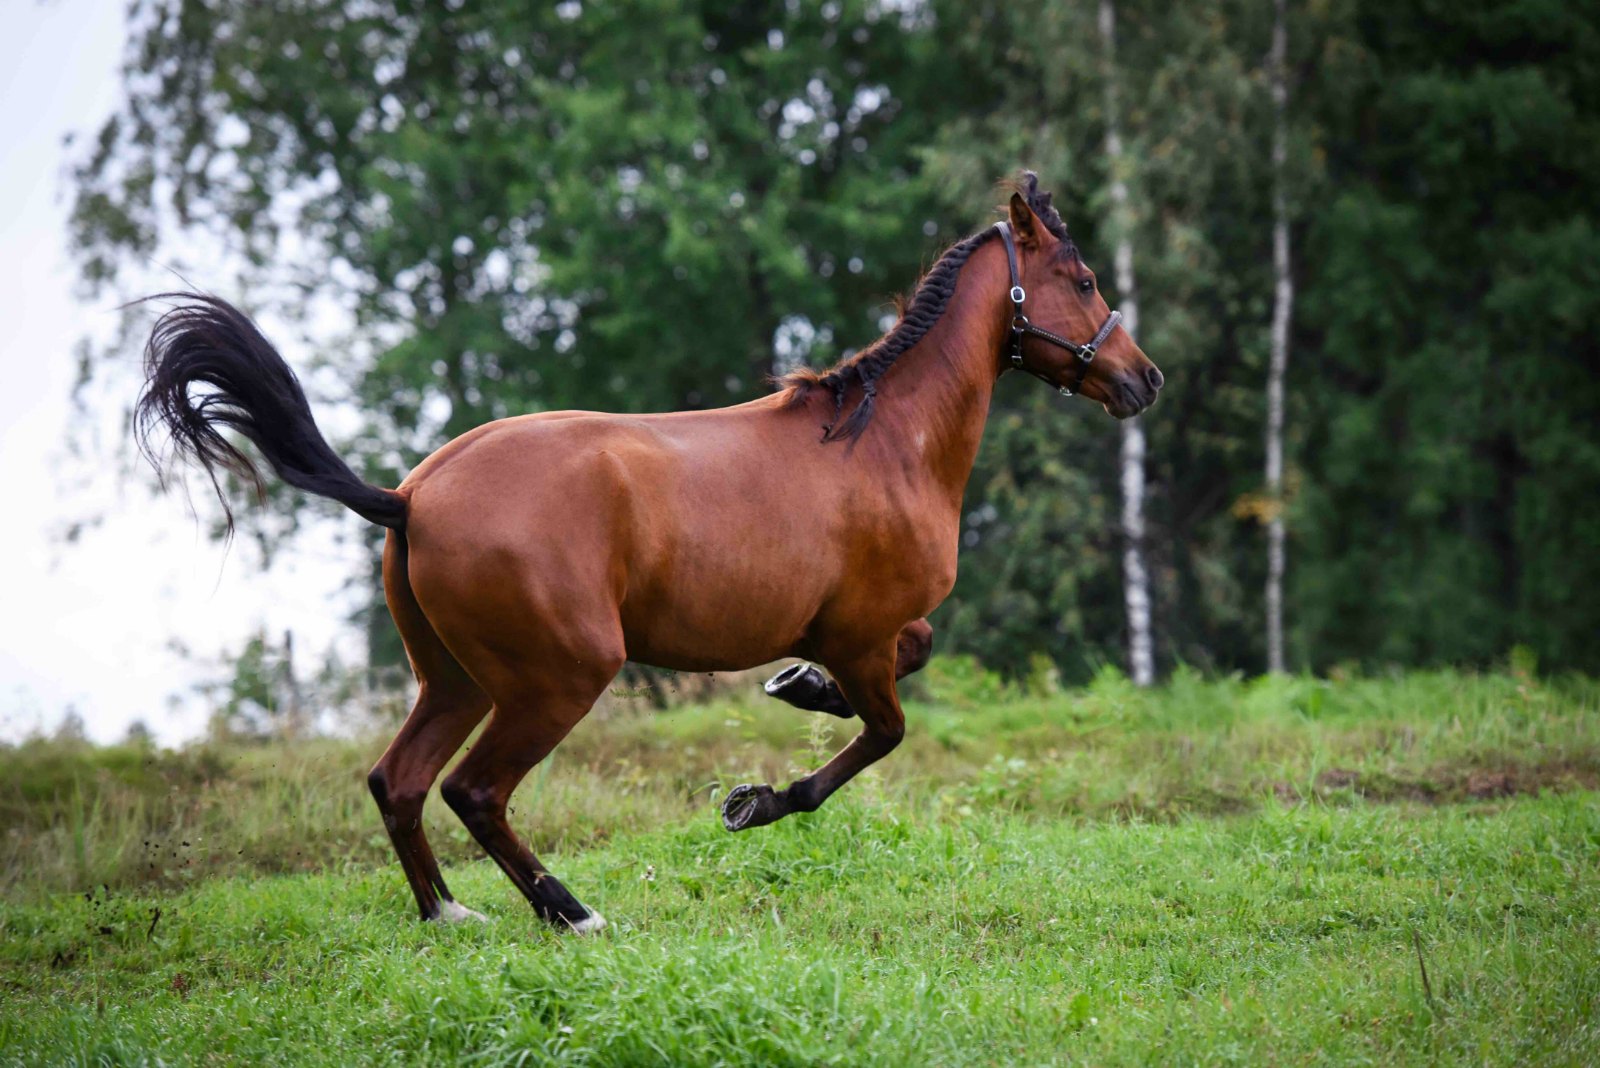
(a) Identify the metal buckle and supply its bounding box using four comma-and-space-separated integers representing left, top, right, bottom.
1059, 385, 1074, 397
1079, 344, 1097, 364
1009, 285, 1026, 304
1010, 316, 1028, 368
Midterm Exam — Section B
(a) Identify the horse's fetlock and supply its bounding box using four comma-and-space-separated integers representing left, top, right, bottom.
785, 782, 823, 813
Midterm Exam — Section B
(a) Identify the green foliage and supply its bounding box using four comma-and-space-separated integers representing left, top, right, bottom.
69, 0, 1600, 681
1294, 0, 1600, 672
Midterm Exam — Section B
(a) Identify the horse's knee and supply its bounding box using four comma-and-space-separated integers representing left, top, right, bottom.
868, 716, 905, 755
895, 620, 934, 678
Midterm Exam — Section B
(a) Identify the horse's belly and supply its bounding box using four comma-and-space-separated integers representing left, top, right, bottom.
619, 556, 824, 671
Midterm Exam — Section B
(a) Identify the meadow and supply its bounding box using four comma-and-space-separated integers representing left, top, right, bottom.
2, 663, 1597, 1065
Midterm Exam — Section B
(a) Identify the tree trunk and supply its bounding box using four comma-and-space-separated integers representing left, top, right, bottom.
1265, 0, 1293, 674
1098, 0, 1155, 687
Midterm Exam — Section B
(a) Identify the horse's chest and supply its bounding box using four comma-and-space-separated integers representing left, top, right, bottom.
862, 507, 961, 613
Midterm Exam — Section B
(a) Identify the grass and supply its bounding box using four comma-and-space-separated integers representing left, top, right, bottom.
4, 664, 1594, 898
2, 664, 1598, 1064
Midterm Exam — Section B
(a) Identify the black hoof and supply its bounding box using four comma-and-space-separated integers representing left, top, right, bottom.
763, 663, 857, 719
721, 783, 787, 832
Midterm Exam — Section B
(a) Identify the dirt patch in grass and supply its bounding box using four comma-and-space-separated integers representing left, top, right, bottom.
1279, 760, 1599, 806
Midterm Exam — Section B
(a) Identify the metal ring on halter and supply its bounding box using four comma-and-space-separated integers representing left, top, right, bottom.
1010, 285, 1026, 303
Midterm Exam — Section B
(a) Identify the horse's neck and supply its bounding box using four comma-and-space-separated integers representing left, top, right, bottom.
874, 241, 1009, 502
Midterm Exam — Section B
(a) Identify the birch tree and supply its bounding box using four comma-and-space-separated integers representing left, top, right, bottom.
1098, 0, 1155, 686
1264, 0, 1293, 674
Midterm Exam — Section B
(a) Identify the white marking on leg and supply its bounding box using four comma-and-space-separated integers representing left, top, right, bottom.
437, 900, 489, 924
567, 910, 607, 935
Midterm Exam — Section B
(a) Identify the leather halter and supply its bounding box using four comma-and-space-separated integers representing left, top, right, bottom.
994, 221, 1123, 397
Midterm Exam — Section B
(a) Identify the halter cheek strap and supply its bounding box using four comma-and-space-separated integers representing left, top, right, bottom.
995, 221, 1123, 398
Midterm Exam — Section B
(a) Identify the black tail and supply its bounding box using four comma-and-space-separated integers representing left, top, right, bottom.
135, 293, 406, 533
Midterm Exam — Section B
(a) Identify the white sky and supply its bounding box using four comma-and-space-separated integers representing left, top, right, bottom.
0, 0, 363, 745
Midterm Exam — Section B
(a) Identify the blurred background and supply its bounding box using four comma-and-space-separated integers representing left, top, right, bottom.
3, 0, 1597, 745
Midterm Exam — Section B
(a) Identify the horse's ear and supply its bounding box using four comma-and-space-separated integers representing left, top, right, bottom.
1008, 192, 1040, 247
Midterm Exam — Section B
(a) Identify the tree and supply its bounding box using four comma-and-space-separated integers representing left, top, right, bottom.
1098, 0, 1155, 686
52, 708, 89, 745
200, 629, 305, 741
919, 0, 1267, 681
1294, 0, 1600, 672
1263, 0, 1292, 673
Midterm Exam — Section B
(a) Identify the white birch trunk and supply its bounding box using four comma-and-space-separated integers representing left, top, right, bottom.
1265, 0, 1293, 674
1098, 0, 1155, 686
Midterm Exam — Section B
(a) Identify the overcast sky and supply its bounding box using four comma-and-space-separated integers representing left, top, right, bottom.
0, 0, 363, 746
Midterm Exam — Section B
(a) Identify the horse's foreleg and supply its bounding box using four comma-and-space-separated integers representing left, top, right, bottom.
723, 644, 904, 832
763, 618, 933, 720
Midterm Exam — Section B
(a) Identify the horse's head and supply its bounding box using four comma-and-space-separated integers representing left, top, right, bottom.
1001, 176, 1163, 419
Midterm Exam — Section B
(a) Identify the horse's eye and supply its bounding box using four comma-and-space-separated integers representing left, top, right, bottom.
1078, 278, 1095, 294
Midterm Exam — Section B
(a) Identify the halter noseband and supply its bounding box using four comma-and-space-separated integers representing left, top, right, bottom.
994, 220, 1123, 398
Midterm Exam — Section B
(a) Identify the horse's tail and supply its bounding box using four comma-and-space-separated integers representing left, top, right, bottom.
135, 293, 406, 534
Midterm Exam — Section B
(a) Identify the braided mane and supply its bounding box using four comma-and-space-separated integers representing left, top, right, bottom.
782, 172, 1075, 442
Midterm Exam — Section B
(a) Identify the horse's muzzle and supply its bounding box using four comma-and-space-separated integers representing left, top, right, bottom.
1107, 371, 1161, 418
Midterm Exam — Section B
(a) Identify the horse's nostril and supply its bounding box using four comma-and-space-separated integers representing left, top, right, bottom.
1145, 366, 1165, 391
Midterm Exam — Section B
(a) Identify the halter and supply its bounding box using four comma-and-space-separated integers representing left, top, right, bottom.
994, 221, 1123, 397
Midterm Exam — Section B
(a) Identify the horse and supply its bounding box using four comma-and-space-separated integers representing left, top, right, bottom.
135, 172, 1163, 933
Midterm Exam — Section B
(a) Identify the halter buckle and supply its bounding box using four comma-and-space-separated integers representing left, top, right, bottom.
1009, 285, 1026, 304
1079, 344, 1097, 364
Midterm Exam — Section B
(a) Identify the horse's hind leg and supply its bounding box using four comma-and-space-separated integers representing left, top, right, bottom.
725, 642, 904, 832
764, 619, 933, 720
367, 532, 492, 921
369, 677, 491, 921
438, 649, 622, 933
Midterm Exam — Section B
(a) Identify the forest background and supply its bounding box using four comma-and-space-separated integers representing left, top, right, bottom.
58, 0, 1600, 719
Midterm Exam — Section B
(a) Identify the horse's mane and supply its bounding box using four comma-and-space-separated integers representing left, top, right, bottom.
781, 171, 1075, 442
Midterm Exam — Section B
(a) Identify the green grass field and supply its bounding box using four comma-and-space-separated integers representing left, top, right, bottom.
3, 665, 1598, 1065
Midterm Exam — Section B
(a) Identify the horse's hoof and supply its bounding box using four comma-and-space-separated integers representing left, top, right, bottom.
721, 783, 785, 832
435, 900, 489, 924
565, 910, 607, 935
765, 663, 829, 704
763, 663, 857, 719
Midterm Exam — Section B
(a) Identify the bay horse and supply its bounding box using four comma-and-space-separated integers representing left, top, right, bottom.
136, 173, 1162, 933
